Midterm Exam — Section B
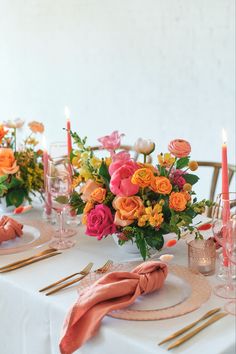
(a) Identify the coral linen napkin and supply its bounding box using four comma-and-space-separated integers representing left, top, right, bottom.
0, 216, 23, 243
60, 261, 168, 354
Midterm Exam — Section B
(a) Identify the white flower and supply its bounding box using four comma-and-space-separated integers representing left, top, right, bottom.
159, 254, 174, 263
3, 118, 25, 129
134, 138, 155, 155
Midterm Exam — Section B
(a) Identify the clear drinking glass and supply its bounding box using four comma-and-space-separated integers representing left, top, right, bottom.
48, 158, 76, 237
224, 218, 236, 315
212, 193, 236, 299
47, 172, 75, 250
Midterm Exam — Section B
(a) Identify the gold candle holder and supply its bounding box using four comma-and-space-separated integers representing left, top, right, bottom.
188, 238, 216, 275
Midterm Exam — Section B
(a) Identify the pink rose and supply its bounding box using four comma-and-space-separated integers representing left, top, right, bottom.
85, 204, 116, 240
80, 179, 101, 202
109, 151, 131, 176
98, 131, 124, 151
168, 139, 191, 158
110, 160, 139, 196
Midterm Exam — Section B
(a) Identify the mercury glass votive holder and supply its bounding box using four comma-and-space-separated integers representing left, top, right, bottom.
188, 238, 216, 275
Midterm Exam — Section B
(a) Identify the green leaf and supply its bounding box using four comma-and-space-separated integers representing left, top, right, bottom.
69, 191, 85, 214
176, 157, 190, 169
98, 160, 111, 185
145, 229, 164, 250
6, 189, 26, 207
0, 175, 8, 184
184, 174, 199, 185
7, 176, 23, 189
0, 185, 8, 197
136, 237, 147, 260
55, 196, 69, 204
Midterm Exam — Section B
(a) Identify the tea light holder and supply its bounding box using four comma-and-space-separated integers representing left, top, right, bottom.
188, 238, 216, 275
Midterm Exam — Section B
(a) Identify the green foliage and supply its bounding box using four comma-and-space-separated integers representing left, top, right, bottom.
70, 191, 86, 215
176, 157, 190, 169
184, 174, 199, 185
98, 160, 111, 186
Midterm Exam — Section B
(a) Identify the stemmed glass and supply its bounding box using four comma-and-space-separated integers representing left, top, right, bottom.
47, 170, 75, 250
224, 218, 236, 315
212, 192, 236, 299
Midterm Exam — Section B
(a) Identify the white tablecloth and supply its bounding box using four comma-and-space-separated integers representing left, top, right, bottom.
0, 207, 235, 354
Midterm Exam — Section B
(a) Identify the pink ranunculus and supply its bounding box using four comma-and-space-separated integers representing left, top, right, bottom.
170, 169, 186, 189
110, 160, 139, 197
80, 179, 101, 202
85, 204, 116, 240
168, 139, 191, 158
109, 151, 131, 176
98, 131, 124, 151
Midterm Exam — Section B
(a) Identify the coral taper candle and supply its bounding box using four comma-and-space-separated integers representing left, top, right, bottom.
65, 106, 72, 158
221, 129, 230, 266
42, 135, 52, 215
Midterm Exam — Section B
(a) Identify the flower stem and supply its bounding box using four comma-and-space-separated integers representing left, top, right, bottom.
143, 154, 147, 163
14, 128, 16, 152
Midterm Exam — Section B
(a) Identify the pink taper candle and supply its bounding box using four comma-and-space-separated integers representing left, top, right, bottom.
221, 129, 230, 266
65, 106, 72, 158
42, 135, 52, 215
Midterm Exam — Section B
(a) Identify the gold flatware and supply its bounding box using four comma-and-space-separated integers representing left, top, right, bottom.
44, 262, 93, 296
158, 307, 221, 345
39, 262, 94, 293
0, 252, 61, 273
95, 260, 113, 274
0, 248, 57, 271
167, 312, 228, 350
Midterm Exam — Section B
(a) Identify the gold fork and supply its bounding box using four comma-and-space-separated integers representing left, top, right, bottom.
39, 262, 93, 296
95, 260, 113, 274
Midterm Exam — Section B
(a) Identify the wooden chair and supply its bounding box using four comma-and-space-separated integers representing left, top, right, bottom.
197, 161, 236, 217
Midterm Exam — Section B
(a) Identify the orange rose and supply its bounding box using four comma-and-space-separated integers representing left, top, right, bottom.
181, 191, 191, 201
151, 176, 172, 195
113, 196, 144, 227
80, 179, 101, 202
90, 187, 106, 203
0, 148, 19, 176
28, 121, 44, 134
169, 192, 187, 211
131, 168, 154, 188
84, 200, 94, 214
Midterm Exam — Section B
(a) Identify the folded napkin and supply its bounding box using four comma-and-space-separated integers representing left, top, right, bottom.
0, 216, 23, 243
60, 261, 168, 354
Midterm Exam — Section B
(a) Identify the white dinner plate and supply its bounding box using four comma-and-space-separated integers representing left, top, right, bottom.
0, 225, 40, 250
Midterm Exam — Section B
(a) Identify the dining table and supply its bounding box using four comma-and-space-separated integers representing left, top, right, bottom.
0, 205, 235, 354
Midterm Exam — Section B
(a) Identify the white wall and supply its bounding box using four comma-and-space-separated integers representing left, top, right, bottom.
0, 0, 235, 199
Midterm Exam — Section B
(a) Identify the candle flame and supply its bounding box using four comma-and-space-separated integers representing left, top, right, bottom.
222, 129, 227, 144
42, 135, 47, 150
64, 106, 70, 119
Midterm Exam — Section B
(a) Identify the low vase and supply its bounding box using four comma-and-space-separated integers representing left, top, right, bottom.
112, 234, 140, 254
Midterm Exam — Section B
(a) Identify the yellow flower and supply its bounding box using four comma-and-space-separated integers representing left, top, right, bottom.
137, 203, 163, 228
105, 157, 112, 166
90, 156, 102, 169
25, 137, 38, 146
81, 152, 89, 161
72, 153, 81, 168
72, 175, 82, 189
188, 161, 198, 171
131, 168, 154, 188
79, 166, 92, 181
158, 153, 175, 167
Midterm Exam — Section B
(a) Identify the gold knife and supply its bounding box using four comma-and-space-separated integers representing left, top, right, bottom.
167, 312, 228, 350
0, 252, 61, 273
158, 307, 221, 345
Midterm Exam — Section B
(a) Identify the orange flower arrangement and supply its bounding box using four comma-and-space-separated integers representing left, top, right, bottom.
69, 132, 212, 260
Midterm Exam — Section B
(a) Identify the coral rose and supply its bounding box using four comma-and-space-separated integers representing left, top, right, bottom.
85, 204, 116, 240
169, 192, 187, 212
131, 168, 154, 188
0, 125, 8, 143
168, 139, 191, 158
28, 121, 44, 134
98, 131, 124, 151
151, 176, 172, 195
90, 187, 106, 203
112, 196, 144, 227
110, 160, 139, 196
80, 179, 101, 202
0, 148, 19, 176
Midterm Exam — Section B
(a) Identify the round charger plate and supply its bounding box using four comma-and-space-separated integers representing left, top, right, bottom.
0, 219, 54, 255
78, 261, 211, 321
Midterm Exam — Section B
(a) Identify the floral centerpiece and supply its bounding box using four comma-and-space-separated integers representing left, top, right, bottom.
0, 119, 44, 208
69, 131, 211, 260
